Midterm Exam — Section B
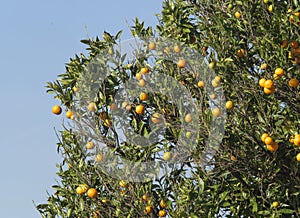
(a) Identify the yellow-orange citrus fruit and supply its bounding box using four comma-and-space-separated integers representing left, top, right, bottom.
264, 86, 275, 95
260, 63, 268, 70
208, 62, 216, 69
261, 133, 269, 142
145, 206, 153, 214
214, 75, 221, 83
198, 81, 205, 88
235, 11, 241, 19
138, 79, 146, 87
272, 201, 279, 208
263, 0, 268, 3
151, 113, 163, 124
66, 110, 74, 119
159, 200, 167, 208
290, 41, 299, 49
149, 42, 156, 50
72, 86, 79, 92
237, 48, 245, 58
211, 79, 219, 88
225, 101, 233, 109
294, 137, 300, 146
212, 108, 221, 117
86, 141, 95, 149
268, 4, 273, 13
185, 113, 192, 123
174, 45, 181, 53
76, 186, 85, 195
259, 78, 267, 87
95, 154, 104, 162
288, 78, 299, 88
274, 68, 284, 77
264, 136, 273, 145
52, 105, 62, 115
158, 210, 167, 217
296, 153, 300, 162
264, 80, 274, 89
87, 188, 98, 198
267, 142, 278, 152
139, 92, 148, 101
281, 40, 288, 48
119, 180, 127, 188
136, 72, 143, 80
163, 152, 172, 161
135, 104, 145, 115
141, 67, 149, 74
210, 93, 217, 99
88, 102, 96, 112
110, 103, 118, 111
142, 194, 151, 202
177, 59, 186, 68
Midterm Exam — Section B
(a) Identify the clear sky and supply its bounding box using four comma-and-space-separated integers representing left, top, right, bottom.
0, 1, 162, 217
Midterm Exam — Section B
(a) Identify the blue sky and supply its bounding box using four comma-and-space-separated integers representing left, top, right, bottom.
0, 1, 162, 217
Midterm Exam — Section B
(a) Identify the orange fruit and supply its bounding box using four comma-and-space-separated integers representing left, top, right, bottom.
294, 137, 300, 146
135, 105, 145, 115
197, 81, 205, 88
208, 62, 216, 69
296, 153, 300, 162
185, 113, 192, 123
158, 210, 167, 217
260, 63, 268, 70
119, 180, 127, 188
281, 40, 288, 48
235, 11, 241, 19
212, 108, 221, 117
86, 141, 95, 149
274, 68, 284, 77
268, 4, 273, 13
149, 42, 156, 50
159, 200, 167, 208
139, 92, 148, 101
267, 142, 278, 152
136, 72, 143, 80
210, 93, 217, 99
225, 100, 233, 109
290, 41, 299, 49
211, 79, 219, 88
52, 105, 62, 115
145, 206, 153, 214
163, 152, 172, 161
261, 133, 269, 142
138, 79, 146, 87
88, 102, 96, 112
259, 78, 267, 87
72, 86, 79, 92
174, 45, 181, 53
264, 86, 275, 95
214, 75, 221, 82
264, 136, 273, 145
272, 201, 279, 208
237, 48, 245, 58
66, 110, 74, 119
141, 67, 149, 74
87, 188, 98, 198
142, 194, 151, 202
76, 186, 85, 195
177, 59, 186, 68
95, 154, 104, 162
288, 78, 299, 88
264, 80, 274, 89
151, 113, 163, 124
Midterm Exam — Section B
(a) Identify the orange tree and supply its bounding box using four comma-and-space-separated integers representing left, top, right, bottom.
37, 0, 300, 217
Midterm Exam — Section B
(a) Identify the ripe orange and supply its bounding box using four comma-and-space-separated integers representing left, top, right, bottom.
212, 108, 221, 117
119, 180, 127, 188
264, 80, 274, 89
135, 105, 145, 115
211, 79, 219, 88
281, 40, 288, 48
159, 200, 167, 208
214, 75, 221, 83
66, 110, 74, 119
72, 86, 79, 92
208, 62, 216, 69
138, 79, 146, 87
177, 59, 186, 68
87, 188, 98, 198
264, 136, 273, 145
264, 86, 275, 95
268, 4, 273, 13
261, 133, 269, 142
151, 113, 163, 124
274, 68, 284, 77
163, 152, 172, 161
237, 49, 245, 58
142, 194, 151, 202
267, 142, 278, 152
272, 201, 279, 208
290, 41, 299, 49
141, 67, 149, 74
88, 102, 96, 112
95, 154, 104, 162
185, 113, 192, 123
294, 137, 300, 146
225, 100, 233, 109
174, 45, 181, 53
110, 103, 118, 111
149, 42, 156, 50
139, 92, 148, 101
76, 186, 85, 195
296, 153, 300, 162
260, 63, 268, 70
235, 11, 241, 19
136, 72, 143, 80
198, 81, 205, 88
86, 141, 95, 149
145, 206, 153, 214
259, 78, 266, 88
288, 78, 299, 88
52, 105, 62, 115
158, 210, 167, 217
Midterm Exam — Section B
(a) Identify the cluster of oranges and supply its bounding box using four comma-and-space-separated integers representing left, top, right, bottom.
143, 195, 167, 217
76, 184, 98, 199
289, 134, 300, 162
261, 133, 279, 152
